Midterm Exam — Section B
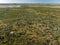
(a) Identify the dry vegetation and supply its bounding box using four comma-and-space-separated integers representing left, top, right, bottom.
0, 4, 60, 45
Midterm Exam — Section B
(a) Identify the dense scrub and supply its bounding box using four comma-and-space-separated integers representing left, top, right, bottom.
0, 5, 60, 45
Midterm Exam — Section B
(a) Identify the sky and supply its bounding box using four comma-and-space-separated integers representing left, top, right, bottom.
0, 0, 60, 3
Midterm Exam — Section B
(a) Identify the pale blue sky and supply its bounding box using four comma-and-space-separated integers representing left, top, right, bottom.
0, 0, 60, 3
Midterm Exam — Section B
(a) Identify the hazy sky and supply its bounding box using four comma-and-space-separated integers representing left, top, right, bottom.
0, 0, 60, 3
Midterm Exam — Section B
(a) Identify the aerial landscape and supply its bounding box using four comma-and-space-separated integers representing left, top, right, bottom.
0, 0, 60, 45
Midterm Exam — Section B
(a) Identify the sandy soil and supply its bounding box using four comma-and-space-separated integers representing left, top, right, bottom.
29, 5, 60, 8
0, 5, 21, 8
50, 6, 60, 8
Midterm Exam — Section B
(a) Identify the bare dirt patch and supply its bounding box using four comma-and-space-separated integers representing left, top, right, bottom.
0, 5, 21, 8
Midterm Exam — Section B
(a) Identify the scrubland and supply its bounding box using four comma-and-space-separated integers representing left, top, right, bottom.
0, 4, 60, 45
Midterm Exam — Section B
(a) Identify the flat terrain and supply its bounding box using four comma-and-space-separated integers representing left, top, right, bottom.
0, 4, 60, 45
0, 5, 21, 8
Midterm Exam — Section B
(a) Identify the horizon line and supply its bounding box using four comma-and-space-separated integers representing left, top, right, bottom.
0, 3, 60, 4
